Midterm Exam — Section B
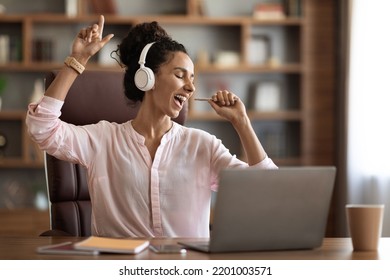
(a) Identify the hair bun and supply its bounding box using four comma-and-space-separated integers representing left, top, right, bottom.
119, 21, 170, 67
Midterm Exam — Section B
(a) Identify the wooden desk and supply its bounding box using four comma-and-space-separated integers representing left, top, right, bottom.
0, 236, 389, 260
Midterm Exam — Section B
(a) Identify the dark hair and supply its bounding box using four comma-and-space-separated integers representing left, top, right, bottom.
118, 21, 188, 102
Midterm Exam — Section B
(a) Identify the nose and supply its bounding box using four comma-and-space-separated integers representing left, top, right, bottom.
184, 80, 195, 94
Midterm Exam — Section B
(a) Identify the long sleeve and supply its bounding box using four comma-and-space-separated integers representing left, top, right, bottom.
26, 96, 102, 167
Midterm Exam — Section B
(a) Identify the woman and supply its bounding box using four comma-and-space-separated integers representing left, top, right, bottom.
26, 16, 277, 238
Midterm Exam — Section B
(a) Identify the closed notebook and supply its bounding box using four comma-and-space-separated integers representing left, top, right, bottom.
74, 236, 150, 254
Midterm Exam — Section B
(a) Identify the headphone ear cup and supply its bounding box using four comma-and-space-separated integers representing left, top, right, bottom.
134, 66, 155, 91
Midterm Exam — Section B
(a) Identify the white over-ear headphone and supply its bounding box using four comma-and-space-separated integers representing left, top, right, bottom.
134, 42, 155, 91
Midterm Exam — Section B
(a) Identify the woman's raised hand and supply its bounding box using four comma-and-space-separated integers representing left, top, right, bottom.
71, 15, 114, 64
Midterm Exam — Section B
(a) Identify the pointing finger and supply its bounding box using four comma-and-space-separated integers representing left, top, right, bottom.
97, 15, 105, 39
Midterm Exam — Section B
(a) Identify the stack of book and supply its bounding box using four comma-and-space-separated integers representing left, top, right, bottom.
253, 3, 286, 20
253, 0, 302, 19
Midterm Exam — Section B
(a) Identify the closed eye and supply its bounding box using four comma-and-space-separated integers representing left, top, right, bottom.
174, 67, 194, 79
175, 74, 195, 86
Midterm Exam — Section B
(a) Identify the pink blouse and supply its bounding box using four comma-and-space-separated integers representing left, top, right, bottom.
26, 96, 277, 238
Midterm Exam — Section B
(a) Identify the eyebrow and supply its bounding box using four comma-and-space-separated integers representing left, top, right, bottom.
174, 67, 195, 78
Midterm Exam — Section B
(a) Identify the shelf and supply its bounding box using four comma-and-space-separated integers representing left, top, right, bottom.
196, 63, 303, 73
0, 62, 123, 72
1, 62, 303, 74
0, 158, 43, 169
0, 13, 304, 26
0, 15, 26, 23
0, 0, 337, 171
0, 111, 26, 120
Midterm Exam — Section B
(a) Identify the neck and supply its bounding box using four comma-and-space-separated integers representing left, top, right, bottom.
132, 105, 173, 161
132, 105, 173, 140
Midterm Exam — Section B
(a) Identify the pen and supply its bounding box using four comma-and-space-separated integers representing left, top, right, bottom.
194, 98, 238, 102
194, 98, 212, 101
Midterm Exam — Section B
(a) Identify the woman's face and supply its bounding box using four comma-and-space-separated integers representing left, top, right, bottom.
151, 51, 195, 119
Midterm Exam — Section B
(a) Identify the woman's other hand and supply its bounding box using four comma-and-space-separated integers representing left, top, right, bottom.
208, 90, 248, 125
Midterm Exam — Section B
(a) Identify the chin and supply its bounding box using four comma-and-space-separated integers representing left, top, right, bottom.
170, 112, 180, 119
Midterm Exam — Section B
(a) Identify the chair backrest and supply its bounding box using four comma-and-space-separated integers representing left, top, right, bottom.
43, 70, 187, 236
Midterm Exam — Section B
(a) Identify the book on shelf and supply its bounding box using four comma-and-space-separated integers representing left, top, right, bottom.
32, 39, 53, 62
284, 0, 302, 17
257, 122, 288, 158
65, 0, 78, 16
249, 80, 284, 112
9, 36, 22, 62
74, 236, 150, 254
0, 35, 10, 64
0, 35, 21, 63
253, 3, 286, 20
89, 0, 117, 14
188, 0, 205, 16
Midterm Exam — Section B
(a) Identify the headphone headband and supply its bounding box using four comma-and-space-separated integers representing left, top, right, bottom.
134, 42, 156, 91
138, 42, 155, 66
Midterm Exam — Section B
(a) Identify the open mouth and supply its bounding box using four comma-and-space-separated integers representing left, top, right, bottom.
174, 94, 187, 106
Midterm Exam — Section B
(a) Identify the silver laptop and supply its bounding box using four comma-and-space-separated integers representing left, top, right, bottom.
179, 166, 336, 253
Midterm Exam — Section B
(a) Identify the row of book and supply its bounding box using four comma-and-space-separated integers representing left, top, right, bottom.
0, 35, 22, 64
32, 39, 54, 62
255, 121, 299, 159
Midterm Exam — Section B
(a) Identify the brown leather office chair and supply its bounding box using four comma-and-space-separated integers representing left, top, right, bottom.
42, 70, 188, 236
